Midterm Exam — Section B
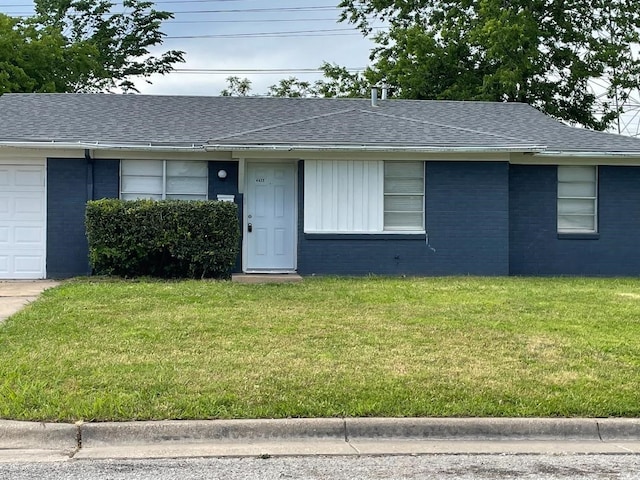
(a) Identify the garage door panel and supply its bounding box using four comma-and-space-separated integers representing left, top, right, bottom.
0, 193, 45, 221
14, 256, 44, 275
14, 226, 44, 245
0, 197, 9, 216
0, 164, 45, 279
14, 194, 45, 216
15, 168, 44, 187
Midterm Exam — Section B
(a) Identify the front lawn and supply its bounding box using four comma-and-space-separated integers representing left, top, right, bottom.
1, 277, 639, 422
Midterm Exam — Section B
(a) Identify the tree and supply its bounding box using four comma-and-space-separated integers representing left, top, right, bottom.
0, 0, 184, 94
314, 62, 370, 98
266, 63, 369, 99
220, 76, 252, 96
338, 0, 640, 130
268, 77, 316, 98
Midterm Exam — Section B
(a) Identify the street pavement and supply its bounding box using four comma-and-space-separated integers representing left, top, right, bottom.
2, 454, 640, 479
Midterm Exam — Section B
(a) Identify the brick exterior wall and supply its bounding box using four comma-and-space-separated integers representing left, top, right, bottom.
509, 164, 640, 275
46, 158, 640, 278
46, 158, 119, 279
297, 161, 510, 276
209, 161, 242, 272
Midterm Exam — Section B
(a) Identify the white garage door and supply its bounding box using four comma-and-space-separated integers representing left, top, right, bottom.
0, 164, 46, 279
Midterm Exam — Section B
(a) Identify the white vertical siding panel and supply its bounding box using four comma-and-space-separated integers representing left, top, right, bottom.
376, 161, 385, 230
352, 161, 362, 231
321, 161, 333, 229
347, 161, 354, 230
304, 159, 383, 232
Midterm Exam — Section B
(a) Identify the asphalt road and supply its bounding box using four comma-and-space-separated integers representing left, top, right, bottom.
2, 455, 640, 479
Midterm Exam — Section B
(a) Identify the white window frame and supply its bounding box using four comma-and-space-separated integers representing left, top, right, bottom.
120, 160, 208, 201
557, 165, 598, 234
383, 161, 425, 232
303, 160, 425, 234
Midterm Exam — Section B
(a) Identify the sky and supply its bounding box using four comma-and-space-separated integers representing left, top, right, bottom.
0, 0, 378, 96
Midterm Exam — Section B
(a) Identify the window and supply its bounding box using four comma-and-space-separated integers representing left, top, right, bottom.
384, 162, 425, 231
303, 160, 425, 233
121, 160, 208, 201
557, 165, 597, 233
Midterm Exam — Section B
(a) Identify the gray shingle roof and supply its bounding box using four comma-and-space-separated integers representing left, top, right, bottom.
1, 93, 640, 154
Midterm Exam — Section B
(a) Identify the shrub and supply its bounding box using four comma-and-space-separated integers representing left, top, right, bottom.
85, 199, 240, 279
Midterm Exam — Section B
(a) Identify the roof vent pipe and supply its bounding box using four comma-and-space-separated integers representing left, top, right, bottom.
371, 87, 378, 107
381, 85, 388, 100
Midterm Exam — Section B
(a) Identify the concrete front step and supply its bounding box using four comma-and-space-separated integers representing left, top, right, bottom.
231, 273, 303, 284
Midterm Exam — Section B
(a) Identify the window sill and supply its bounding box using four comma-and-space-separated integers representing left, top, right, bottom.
304, 232, 426, 241
557, 232, 600, 240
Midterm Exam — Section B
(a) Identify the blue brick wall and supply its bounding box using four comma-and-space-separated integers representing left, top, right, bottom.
297, 161, 510, 275
47, 158, 119, 279
94, 160, 120, 199
208, 161, 242, 272
509, 165, 640, 275
425, 162, 510, 275
208, 161, 239, 198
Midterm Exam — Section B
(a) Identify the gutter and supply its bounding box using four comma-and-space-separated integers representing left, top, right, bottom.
534, 150, 640, 158
4, 141, 640, 158
203, 144, 548, 154
0, 141, 206, 152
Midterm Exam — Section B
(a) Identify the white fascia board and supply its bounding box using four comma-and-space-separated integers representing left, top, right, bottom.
0, 141, 205, 152
205, 144, 547, 154
535, 150, 640, 158
0, 141, 550, 155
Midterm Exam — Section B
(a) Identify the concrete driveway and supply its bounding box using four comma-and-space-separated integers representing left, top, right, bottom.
0, 281, 60, 322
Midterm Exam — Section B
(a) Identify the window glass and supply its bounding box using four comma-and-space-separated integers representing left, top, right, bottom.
384, 162, 425, 231
121, 160, 207, 201
557, 166, 597, 233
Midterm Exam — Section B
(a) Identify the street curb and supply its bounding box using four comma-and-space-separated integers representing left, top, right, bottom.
0, 420, 77, 451
598, 418, 640, 441
346, 418, 600, 441
2, 418, 640, 451
80, 418, 346, 447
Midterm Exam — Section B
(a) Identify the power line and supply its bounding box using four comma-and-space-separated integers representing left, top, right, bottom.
166, 17, 343, 24
165, 27, 382, 39
2, 0, 279, 5
172, 67, 367, 74
6, 5, 341, 16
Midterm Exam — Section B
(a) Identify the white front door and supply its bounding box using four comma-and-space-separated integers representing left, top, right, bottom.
245, 162, 296, 272
0, 164, 46, 279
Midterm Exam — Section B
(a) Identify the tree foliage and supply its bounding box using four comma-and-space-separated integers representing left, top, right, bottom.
338, 0, 640, 130
268, 77, 316, 98
266, 63, 369, 98
0, 0, 184, 94
220, 76, 252, 96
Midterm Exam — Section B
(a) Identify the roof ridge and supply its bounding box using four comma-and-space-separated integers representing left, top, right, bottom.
207, 107, 358, 142
360, 109, 536, 144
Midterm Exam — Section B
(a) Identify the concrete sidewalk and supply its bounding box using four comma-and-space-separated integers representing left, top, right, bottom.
0, 281, 60, 322
1, 418, 640, 462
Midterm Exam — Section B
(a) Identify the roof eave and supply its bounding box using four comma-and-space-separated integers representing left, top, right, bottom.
204, 143, 548, 154
535, 150, 640, 158
0, 141, 205, 152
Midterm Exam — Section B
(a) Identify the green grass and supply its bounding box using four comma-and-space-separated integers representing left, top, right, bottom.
1, 276, 640, 422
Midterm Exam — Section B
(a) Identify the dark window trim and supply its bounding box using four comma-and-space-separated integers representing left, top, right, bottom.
304, 233, 426, 241
557, 233, 600, 240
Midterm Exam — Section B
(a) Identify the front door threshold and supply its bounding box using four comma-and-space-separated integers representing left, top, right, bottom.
232, 273, 303, 284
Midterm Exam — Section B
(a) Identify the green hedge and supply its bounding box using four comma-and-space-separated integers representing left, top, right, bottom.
85, 199, 240, 279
